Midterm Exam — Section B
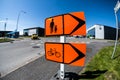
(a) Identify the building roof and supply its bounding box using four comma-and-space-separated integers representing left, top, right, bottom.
7, 31, 19, 34
0, 31, 12, 32
87, 24, 116, 32
24, 27, 44, 30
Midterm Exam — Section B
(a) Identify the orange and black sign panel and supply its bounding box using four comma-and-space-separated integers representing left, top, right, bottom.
64, 12, 86, 36
45, 16, 63, 36
45, 42, 86, 66
45, 42, 63, 63
45, 12, 86, 36
64, 43, 86, 66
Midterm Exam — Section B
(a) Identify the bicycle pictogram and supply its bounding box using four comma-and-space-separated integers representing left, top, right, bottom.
47, 48, 61, 58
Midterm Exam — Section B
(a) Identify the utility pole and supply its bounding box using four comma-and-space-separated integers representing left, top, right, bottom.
111, 0, 120, 59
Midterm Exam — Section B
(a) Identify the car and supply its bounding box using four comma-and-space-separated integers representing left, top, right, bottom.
89, 36, 95, 39
31, 34, 39, 40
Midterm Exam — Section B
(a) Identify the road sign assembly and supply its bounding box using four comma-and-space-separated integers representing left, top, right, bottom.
44, 11, 86, 79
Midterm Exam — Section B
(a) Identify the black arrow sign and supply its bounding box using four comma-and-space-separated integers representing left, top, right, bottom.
68, 43, 85, 64
68, 13, 85, 35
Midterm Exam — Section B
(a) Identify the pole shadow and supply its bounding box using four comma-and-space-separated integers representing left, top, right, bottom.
0, 78, 3, 80
65, 70, 107, 80
113, 54, 120, 59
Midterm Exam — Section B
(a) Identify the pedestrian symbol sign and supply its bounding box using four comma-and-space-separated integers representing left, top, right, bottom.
45, 12, 86, 36
45, 42, 86, 66
45, 16, 63, 36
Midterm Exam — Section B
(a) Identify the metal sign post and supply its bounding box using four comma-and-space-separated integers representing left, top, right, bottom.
60, 36, 66, 80
112, 0, 120, 59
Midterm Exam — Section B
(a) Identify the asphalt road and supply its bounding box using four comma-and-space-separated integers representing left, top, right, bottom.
0, 38, 44, 77
0, 37, 113, 80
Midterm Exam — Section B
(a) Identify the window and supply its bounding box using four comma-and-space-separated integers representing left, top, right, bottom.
87, 28, 95, 37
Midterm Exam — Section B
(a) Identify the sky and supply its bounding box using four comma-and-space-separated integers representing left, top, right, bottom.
0, 0, 119, 35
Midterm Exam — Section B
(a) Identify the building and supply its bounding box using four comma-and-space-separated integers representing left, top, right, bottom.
23, 27, 44, 36
0, 31, 19, 38
7, 31, 19, 38
0, 31, 12, 37
87, 24, 119, 40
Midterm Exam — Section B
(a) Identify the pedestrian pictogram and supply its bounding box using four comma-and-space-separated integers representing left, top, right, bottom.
45, 42, 86, 66
45, 12, 86, 36
50, 18, 58, 33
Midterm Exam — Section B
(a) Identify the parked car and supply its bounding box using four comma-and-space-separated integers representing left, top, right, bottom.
31, 34, 39, 40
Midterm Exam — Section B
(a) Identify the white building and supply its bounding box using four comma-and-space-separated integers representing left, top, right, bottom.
23, 27, 44, 36
87, 24, 116, 40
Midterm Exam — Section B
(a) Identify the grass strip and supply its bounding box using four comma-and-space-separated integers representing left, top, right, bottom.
80, 45, 120, 80
0, 38, 14, 43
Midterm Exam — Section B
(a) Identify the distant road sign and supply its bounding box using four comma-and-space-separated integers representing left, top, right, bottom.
114, 0, 120, 13
45, 42, 86, 66
45, 12, 86, 36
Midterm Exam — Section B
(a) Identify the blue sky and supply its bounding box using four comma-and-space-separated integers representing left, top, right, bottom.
0, 0, 118, 34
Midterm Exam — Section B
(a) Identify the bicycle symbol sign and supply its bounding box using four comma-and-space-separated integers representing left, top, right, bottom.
45, 42, 86, 66
47, 48, 61, 58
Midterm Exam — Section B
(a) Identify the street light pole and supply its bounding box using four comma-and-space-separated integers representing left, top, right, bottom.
4, 18, 8, 39
16, 10, 26, 32
4, 18, 8, 32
